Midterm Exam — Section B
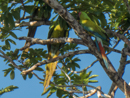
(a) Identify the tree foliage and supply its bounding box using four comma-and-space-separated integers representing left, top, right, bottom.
0, 0, 130, 98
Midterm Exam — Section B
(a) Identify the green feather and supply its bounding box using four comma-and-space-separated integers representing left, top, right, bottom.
44, 18, 69, 91
79, 12, 109, 44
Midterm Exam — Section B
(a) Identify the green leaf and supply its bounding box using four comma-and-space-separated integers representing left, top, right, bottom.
35, 67, 44, 71
0, 85, 18, 95
8, 64, 15, 68
41, 87, 52, 95
79, 70, 87, 77
1, 4, 8, 12
10, 70, 15, 80
98, 13, 107, 27
12, 8, 20, 20
28, 73, 33, 79
88, 80, 98, 83
8, 13, 15, 28
9, 31, 17, 39
2, 45, 10, 50
3, 68, 12, 77
73, 62, 80, 68
85, 71, 92, 78
24, 0, 33, 4
73, 57, 81, 62
7, 39, 16, 45
56, 89, 68, 98
24, 5, 35, 14
5, 40, 10, 49
47, 87, 57, 98
22, 75, 27, 80
4, 17, 9, 27
88, 75, 98, 79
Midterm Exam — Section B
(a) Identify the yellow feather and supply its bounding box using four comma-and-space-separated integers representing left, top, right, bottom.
44, 51, 59, 91
44, 22, 68, 91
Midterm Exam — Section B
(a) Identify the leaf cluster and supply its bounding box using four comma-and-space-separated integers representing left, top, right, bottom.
0, 85, 18, 96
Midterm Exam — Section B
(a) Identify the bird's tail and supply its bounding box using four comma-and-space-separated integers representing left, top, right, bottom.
21, 26, 37, 60
44, 52, 59, 91
96, 37, 109, 68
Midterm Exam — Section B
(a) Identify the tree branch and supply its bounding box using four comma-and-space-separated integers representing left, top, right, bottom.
108, 47, 128, 96
0, 50, 22, 71
57, 84, 111, 98
15, 20, 51, 27
106, 29, 130, 48
19, 37, 85, 50
21, 49, 91, 75
42, 1, 130, 96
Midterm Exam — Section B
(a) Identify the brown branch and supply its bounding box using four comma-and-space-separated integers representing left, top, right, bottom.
125, 60, 130, 64
57, 65, 71, 85
67, 59, 98, 74
106, 29, 130, 48
15, 16, 32, 23
15, 15, 51, 22
57, 85, 111, 97
108, 47, 128, 96
104, 45, 121, 54
15, 20, 51, 27
0, 50, 22, 71
21, 49, 91, 75
31, 72, 44, 81
20, 0, 25, 19
70, 89, 97, 94
78, 89, 97, 98
42, 0, 130, 96
19, 37, 85, 50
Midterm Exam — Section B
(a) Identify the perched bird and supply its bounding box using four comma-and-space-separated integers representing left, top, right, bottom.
78, 11, 110, 68
22, 5, 52, 59
44, 18, 69, 91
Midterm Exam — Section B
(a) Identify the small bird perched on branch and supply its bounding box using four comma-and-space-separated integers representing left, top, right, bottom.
44, 17, 69, 91
78, 11, 110, 68
22, 4, 52, 59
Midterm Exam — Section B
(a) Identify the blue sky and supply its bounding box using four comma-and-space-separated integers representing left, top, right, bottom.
0, 2, 129, 98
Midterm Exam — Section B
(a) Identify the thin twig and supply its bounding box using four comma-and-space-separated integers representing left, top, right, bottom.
108, 48, 128, 95
15, 20, 51, 27
57, 65, 71, 85
20, 0, 25, 20
0, 50, 22, 71
57, 84, 111, 98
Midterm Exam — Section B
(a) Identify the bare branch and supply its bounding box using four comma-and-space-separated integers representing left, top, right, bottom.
15, 20, 51, 27
21, 49, 91, 75
32, 72, 44, 81
67, 59, 98, 74
28, 0, 130, 96
79, 88, 97, 98
104, 45, 121, 54
57, 65, 71, 85
106, 29, 130, 48
19, 37, 85, 50
108, 47, 128, 95
20, 0, 25, 19
125, 60, 130, 64
57, 84, 111, 98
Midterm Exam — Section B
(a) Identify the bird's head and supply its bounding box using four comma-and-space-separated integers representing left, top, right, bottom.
78, 12, 91, 20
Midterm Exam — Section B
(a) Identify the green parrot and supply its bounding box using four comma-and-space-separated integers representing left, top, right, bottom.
44, 18, 69, 91
22, 4, 52, 57
78, 11, 110, 68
